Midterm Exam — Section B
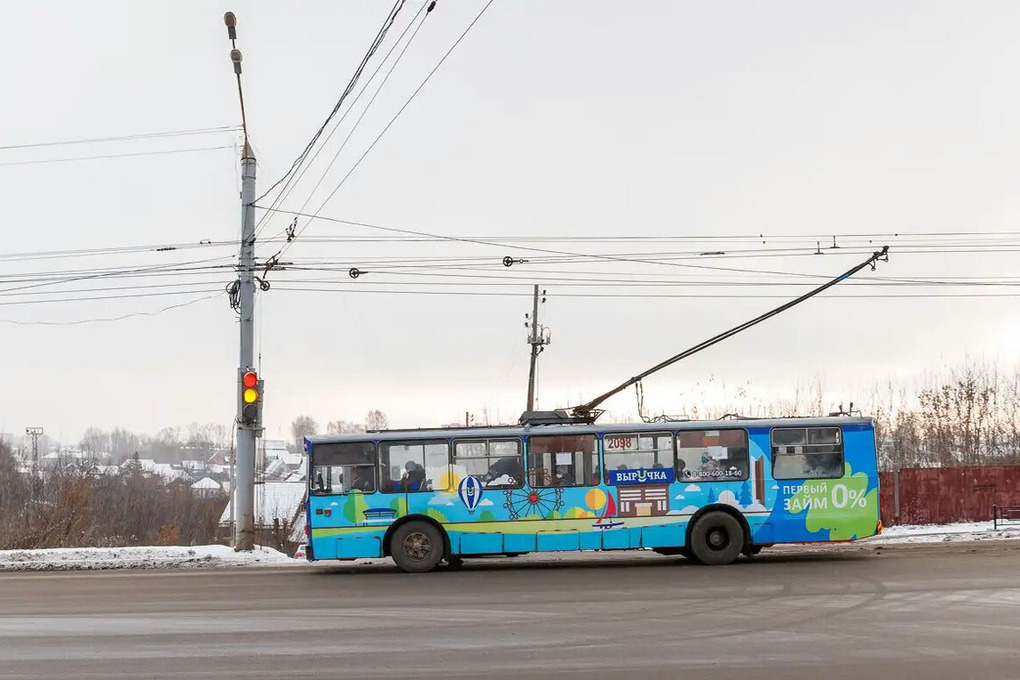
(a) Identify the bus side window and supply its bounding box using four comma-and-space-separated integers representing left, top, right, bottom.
453, 439, 524, 489
675, 430, 749, 481
309, 441, 376, 495
771, 427, 844, 480
379, 440, 451, 493
603, 433, 673, 483
527, 434, 597, 488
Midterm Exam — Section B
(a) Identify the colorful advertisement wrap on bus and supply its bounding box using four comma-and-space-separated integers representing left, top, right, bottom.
304, 419, 880, 561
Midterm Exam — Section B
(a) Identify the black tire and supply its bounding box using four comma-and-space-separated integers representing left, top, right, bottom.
652, 547, 683, 556
391, 521, 445, 573
689, 511, 745, 566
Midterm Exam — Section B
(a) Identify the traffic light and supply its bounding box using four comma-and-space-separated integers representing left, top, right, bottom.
239, 369, 263, 426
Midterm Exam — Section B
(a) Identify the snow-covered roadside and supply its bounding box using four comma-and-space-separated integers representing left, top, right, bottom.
863, 520, 1020, 545
0, 544, 303, 572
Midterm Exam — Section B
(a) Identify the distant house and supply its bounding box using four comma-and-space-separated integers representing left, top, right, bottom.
263, 439, 291, 457
264, 452, 305, 481
191, 477, 224, 498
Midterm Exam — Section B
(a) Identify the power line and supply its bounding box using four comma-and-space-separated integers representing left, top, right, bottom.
0, 240, 237, 263
0, 126, 240, 151
254, 1, 432, 242
0, 145, 234, 167
274, 285, 1020, 299
257, 208, 847, 279
252, 0, 408, 208
0, 287, 223, 307
1, 226, 1017, 264
0, 292, 222, 325
271, 0, 496, 261
259, 3, 434, 245
0, 279, 232, 299
0, 256, 235, 295
270, 273, 1020, 288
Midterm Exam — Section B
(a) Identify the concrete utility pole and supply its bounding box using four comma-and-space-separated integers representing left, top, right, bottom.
225, 11, 259, 551
25, 427, 43, 471
525, 286, 551, 411
235, 142, 257, 551
25, 427, 43, 513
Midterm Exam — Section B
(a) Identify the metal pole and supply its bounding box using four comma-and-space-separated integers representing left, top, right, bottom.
526, 285, 540, 411
234, 142, 257, 551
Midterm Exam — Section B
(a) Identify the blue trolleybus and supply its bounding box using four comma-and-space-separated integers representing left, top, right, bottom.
302, 415, 880, 572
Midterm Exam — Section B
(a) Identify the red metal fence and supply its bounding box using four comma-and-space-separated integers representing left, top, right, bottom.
879, 466, 1020, 526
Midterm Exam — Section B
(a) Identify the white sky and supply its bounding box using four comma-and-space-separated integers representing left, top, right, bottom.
2, 1, 1020, 444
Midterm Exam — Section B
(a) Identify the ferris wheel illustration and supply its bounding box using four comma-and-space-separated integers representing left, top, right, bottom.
503, 487, 564, 520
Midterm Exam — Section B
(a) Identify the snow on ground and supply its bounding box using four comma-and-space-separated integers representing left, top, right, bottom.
0, 544, 302, 572
863, 520, 1020, 545
3, 521, 1018, 572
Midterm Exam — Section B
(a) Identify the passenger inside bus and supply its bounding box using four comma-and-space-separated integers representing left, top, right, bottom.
350, 466, 375, 493
554, 465, 577, 486
400, 460, 426, 491
485, 456, 524, 485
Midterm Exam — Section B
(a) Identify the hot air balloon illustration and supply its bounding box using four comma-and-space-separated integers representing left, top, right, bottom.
458, 476, 483, 514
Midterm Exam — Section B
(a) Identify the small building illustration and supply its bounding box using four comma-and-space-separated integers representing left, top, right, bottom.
617, 485, 669, 517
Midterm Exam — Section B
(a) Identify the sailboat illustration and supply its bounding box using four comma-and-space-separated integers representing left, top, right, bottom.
592, 491, 624, 530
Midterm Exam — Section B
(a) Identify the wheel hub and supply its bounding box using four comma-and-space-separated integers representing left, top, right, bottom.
403, 531, 432, 561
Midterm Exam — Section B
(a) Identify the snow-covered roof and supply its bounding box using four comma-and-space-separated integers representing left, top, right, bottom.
279, 452, 303, 467
152, 463, 173, 478
191, 477, 222, 490
264, 458, 288, 478
263, 440, 290, 453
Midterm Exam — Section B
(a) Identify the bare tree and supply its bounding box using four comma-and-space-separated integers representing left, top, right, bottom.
291, 416, 318, 448
326, 420, 365, 435
365, 410, 389, 431
79, 427, 110, 456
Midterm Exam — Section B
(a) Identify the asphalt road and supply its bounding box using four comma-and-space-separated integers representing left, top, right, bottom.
1, 542, 1019, 680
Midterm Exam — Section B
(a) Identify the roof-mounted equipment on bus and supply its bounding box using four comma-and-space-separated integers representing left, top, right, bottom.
517, 409, 590, 426
520, 246, 889, 426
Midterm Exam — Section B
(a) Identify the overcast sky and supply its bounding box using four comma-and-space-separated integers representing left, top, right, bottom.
2, 1, 1019, 444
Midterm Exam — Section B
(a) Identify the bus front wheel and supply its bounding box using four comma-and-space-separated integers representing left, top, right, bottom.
391, 521, 445, 573
689, 511, 745, 566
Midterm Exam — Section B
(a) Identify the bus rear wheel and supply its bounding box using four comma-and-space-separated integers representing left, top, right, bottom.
392, 521, 444, 573
689, 511, 745, 566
